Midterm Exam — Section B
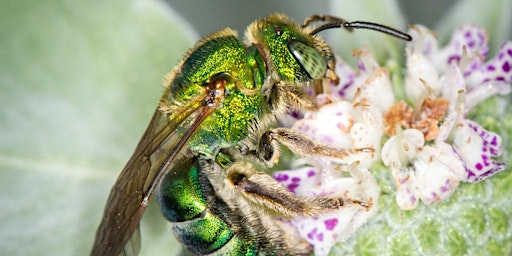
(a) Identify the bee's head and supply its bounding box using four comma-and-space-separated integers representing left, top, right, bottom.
245, 13, 335, 84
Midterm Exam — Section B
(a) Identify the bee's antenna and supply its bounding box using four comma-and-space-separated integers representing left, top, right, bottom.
306, 15, 412, 41
342, 21, 412, 41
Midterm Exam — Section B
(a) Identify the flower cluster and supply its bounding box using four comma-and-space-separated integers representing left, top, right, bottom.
274, 24, 511, 256
383, 24, 510, 209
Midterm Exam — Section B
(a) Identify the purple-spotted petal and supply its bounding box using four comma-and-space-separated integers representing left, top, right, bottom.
295, 211, 354, 256
432, 25, 489, 75
392, 143, 466, 209
330, 57, 360, 101
290, 167, 379, 256
452, 120, 506, 182
329, 49, 382, 101
355, 47, 379, 75
273, 167, 320, 195
393, 170, 419, 210
465, 41, 512, 101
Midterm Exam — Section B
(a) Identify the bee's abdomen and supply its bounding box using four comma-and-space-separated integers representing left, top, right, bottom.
158, 157, 260, 255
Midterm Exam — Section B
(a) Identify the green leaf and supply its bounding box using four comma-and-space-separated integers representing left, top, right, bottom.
0, 0, 196, 255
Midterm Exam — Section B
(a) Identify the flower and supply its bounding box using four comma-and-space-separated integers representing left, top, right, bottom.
382, 24, 510, 209
275, 19, 511, 256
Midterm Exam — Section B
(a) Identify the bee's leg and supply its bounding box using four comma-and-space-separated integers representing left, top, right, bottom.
225, 161, 371, 218
269, 82, 317, 115
257, 127, 374, 167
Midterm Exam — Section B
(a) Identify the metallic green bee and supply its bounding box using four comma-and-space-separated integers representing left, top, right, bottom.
91, 14, 411, 255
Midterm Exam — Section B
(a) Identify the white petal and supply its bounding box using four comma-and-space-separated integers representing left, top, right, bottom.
410, 145, 465, 205
381, 128, 425, 169
292, 101, 354, 148
359, 68, 395, 114
405, 52, 440, 99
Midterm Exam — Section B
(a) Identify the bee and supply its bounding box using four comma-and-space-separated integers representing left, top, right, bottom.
91, 13, 412, 255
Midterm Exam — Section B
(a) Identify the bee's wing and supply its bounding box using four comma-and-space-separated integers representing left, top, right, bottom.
91, 95, 214, 256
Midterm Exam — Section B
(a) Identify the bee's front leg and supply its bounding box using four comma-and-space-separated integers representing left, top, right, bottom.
256, 127, 374, 167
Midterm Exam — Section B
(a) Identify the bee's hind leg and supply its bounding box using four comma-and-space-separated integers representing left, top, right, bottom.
224, 161, 370, 218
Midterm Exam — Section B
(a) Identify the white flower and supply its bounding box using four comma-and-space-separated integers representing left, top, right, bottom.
275, 22, 511, 254
382, 127, 466, 209
380, 24, 510, 210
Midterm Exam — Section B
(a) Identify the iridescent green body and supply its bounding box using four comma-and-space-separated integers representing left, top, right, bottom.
162, 28, 266, 156
159, 157, 261, 255
156, 14, 335, 255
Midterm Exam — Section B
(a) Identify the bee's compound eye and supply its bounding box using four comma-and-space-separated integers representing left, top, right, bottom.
287, 40, 327, 80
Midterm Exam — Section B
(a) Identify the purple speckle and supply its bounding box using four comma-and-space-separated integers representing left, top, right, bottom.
482, 155, 490, 166
324, 218, 339, 231
287, 183, 299, 192
338, 80, 354, 97
410, 196, 417, 204
274, 173, 289, 182
336, 122, 346, 130
291, 177, 301, 183
322, 135, 334, 144
477, 31, 485, 41
422, 42, 433, 55
490, 136, 498, 146
487, 65, 495, 71
307, 169, 316, 177
316, 233, 324, 242
502, 61, 510, 72
295, 123, 310, 132
307, 228, 318, 239
290, 110, 303, 119
475, 163, 483, 171
448, 55, 461, 64
440, 186, 449, 193
470, 61, 479, 71
358, 61, 366, 72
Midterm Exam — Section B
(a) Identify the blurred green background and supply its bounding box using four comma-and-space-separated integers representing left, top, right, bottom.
168, 0, 454, 36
